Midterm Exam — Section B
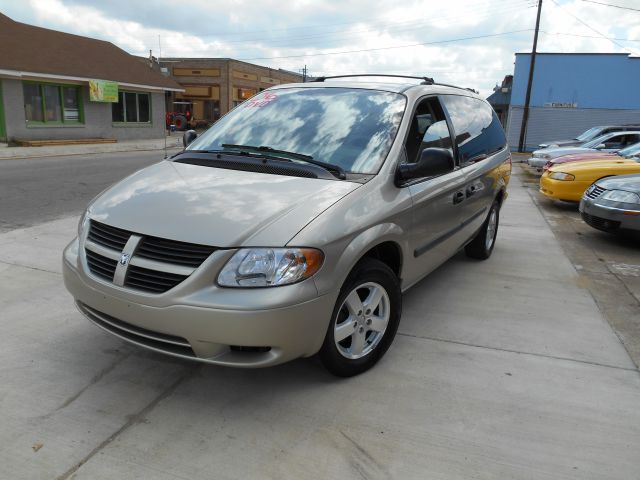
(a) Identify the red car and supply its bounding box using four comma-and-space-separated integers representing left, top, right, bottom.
543, 151, 615, 171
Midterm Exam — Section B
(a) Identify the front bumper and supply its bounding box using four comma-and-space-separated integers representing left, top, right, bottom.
539, 175, 592, 202
63, 238, 337, 367
527, 157, 548, 169
579, 198, 640, 232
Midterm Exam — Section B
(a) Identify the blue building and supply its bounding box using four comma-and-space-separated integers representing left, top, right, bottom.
506, 53, 640, 151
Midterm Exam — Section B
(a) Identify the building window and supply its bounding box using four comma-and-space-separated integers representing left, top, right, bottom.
23, 83, 82, 124
112, 91, 151, 123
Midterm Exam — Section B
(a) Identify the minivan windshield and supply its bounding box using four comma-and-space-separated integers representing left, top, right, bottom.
186, 87, 406, 174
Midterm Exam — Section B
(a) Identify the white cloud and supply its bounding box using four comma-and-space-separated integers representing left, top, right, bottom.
11, 0, 639, 95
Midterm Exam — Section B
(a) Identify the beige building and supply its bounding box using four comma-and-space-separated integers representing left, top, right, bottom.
160, 58, 303, 125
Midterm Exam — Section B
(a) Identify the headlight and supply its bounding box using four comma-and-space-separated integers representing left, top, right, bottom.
600, 190, 640, 204
78, 210, 90, 236
218, 248, 324, 287
549, 172, 575, 181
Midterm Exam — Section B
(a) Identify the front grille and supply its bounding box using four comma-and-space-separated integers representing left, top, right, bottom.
85, 249, 118, 281
84, 220, 216, 294
124, 265, 188, 293
136, 235, 216, 268
586, 185, 606, 199
581, 212, 620, 232
87, 221, 130, 250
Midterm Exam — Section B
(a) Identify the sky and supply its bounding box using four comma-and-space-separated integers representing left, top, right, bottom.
1, 0, 639, 95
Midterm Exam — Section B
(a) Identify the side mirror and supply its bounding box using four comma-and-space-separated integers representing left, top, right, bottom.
594, 143, 606, 150
397, 148, 455, 184
183, 130, 198, 148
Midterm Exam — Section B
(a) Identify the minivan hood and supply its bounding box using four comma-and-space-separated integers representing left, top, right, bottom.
88, 160, 360, 247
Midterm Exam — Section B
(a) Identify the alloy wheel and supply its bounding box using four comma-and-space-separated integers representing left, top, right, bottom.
333, 282, 390, 360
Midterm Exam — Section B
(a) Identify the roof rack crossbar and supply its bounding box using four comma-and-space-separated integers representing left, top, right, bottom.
313, 74, 434, 85
312, 74, 478, 93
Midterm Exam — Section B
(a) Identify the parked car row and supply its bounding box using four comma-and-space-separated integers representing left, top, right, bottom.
528, 130, 640, 170
532, 125, 640, 235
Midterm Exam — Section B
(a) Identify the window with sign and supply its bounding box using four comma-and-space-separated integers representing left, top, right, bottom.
23, 82, 82, 124
112, 91, 152, 124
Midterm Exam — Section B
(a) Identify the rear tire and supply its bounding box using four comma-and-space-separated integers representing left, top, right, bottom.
465, 200, 500, 260
319, 258, 401, 377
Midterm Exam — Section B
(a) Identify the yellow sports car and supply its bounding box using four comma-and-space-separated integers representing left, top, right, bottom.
540, 158, 640, 202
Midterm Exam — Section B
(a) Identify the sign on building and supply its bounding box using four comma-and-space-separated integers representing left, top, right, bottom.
89, 80, 118, 102
543, 102, 578, 108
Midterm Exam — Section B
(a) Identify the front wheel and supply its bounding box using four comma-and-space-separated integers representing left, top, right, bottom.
319, 258, 401, 377
465, 200, 500, 260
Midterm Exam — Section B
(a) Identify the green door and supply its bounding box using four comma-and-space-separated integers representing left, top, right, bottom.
0, 81, 6, 142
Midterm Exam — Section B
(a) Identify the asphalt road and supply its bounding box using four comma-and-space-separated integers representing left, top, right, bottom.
0, 151, 166, 233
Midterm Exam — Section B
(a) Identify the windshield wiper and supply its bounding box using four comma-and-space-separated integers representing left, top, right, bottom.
221, 144, 346, 180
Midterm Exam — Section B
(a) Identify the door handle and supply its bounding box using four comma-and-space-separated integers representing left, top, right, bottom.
453, 191, 465, 204
466, 185, 478, 197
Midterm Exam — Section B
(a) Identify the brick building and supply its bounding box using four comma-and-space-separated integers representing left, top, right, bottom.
160, 58, 303, 125
0, 14, 182, 143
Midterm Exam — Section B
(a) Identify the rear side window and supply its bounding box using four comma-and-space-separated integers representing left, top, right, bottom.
440, 95, 506, 164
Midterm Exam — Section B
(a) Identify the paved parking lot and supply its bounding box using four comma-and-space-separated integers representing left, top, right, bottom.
1, 172, 639, 479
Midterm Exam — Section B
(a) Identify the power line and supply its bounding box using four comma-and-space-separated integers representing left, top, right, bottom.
549, 0, 636, 53
232, 29, 534, 61
140, 0, 533, 41
541, 30, 640, 42
580, 0, 640, 12
141, 1, 533, 51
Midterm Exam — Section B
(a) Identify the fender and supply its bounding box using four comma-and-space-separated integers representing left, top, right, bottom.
312, 223, 407, 296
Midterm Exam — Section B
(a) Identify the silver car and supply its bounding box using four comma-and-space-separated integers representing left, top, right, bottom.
528, 131, 640, 169
63, 76, 511, 376
580, 174, 640, 233
538, 124, 640, 149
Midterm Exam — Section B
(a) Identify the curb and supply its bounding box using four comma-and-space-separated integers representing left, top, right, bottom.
0, 144, 183, 161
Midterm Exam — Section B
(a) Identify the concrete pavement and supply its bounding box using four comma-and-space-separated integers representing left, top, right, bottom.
0, 174, 639, 479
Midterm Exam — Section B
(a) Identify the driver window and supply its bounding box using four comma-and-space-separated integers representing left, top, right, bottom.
404, 98, 452, 164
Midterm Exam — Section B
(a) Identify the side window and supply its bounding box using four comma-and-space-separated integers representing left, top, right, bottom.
619, 134, 640, 148
440, 95, 506, 165
404, 97, 452, 164
603, 135, 624, 148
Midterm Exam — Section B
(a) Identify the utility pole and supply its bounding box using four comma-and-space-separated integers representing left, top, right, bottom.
518, 0, 542, 153
302, 65, 307, 82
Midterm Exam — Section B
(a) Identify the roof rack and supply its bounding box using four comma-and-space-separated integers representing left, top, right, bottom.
311, 74, 478, 93
313, 74, 434, 85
